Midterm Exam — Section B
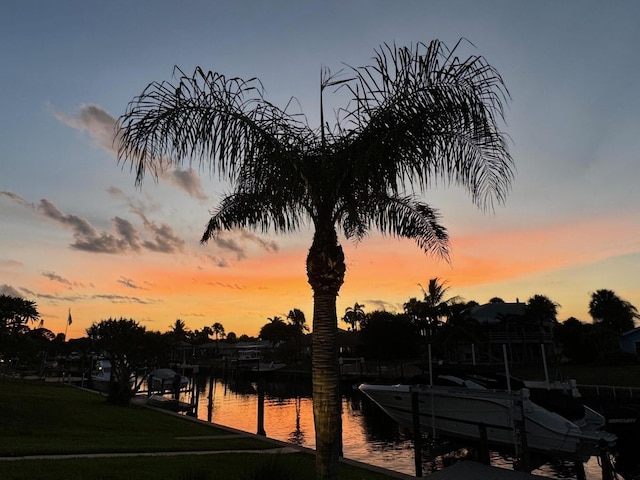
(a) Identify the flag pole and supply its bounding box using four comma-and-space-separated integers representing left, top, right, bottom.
65, 308, 72, 340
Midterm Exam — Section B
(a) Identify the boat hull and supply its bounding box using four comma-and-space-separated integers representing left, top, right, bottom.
359, 383, 615, 459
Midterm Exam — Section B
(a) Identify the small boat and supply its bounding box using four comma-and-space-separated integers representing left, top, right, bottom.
359, 371, 616, 459
250, 361, 287, 373
229, 348, 263, 370
89, 358, 135, 392
148, 368, 189, 393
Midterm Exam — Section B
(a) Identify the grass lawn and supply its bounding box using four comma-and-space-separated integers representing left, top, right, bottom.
0, 378, 401, 480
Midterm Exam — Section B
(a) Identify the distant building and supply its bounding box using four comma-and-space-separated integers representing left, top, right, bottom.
619, 327, 640, 357
468, 300, 555, 366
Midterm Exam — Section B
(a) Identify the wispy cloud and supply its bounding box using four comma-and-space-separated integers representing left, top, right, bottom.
210, 282, 246, 290
365, 299, 399, 312
92, 294, 154, 304
212, 229, 279, 260
166, 169, 208, 201
206, 254, 230, 268
52, 103, 120, 153
213, 235, 247, 260
239, 229, 279, 253
1, 191, 34, 208
37, 198, 184, 255
117, 276, 146, 290
54, 104, 208, 200
0, 259, 23, 268
42, 272, 83, 288
0, 284, 23, 297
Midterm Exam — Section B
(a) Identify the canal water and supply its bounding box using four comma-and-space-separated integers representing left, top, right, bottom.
183, 374, 630, 479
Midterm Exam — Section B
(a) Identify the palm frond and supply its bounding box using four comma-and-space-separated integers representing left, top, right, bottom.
339, 193, 449, 260
337, 40, 513, 211
117, 67, 315, 185
201, 192, 308, 243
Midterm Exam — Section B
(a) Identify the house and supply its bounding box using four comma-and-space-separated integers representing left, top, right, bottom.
467, 301, 555, 366
619, 327, 640, 357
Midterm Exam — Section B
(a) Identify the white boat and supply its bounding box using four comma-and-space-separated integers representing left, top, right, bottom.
359, 373, 616, 459
148, 368, 189, 392
89, 358, 135, 392
230, 348, 262, 368
250, 361, 287, 372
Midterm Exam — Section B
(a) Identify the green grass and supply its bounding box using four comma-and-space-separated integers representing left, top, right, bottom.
0, 453, 397, 480
0, 378, 400, 480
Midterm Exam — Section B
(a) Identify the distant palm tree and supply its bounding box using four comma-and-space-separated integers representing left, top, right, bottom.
169, 319, 188, 341
589, 289, 639, 333
526, 294, 559, 325
419, 278, 459, 337
200, 325, 213, 341
287, 308, 309, 334
211, 322, 225, 341
211, 322, 225, 355
342, 302, 365, 331
117, 40, 512, 479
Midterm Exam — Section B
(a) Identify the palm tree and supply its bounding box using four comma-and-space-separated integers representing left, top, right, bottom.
419, 277, 458, 337
169, 319, 189, 341
342, 302, 365, 331
117, 40, 512, 479
211, 322, 225, 341
589, 289, 639, 333
211, 322, 225, 355
287, 308, 309, 334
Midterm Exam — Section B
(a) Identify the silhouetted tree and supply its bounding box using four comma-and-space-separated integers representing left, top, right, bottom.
86, 318, 146, 405
436, 300, 483, 361
287, 308, 309, 335
589, 289, 639, 333
342, 303, 365, 331
0, 294, 41, 362
260, 316, 296, 346
526, 294, 559, 323
360, 311, 421, 360
117, 40, 512, 479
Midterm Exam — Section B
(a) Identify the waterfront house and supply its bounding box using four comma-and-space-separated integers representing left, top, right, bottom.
619, 327, 640, 357
468, 301, 555, 365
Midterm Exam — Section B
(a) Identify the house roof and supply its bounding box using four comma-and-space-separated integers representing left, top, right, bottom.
620, 327, 640, 337
470, 302, 526, 325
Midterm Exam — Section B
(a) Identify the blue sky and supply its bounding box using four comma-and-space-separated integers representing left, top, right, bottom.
1, 1, 639, 337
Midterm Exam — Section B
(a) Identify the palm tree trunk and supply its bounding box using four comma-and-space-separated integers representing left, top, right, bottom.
312, 290, 341, 480
306, 224, 345, 480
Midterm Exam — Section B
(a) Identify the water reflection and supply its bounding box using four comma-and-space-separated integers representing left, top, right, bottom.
184, 374, 620, 479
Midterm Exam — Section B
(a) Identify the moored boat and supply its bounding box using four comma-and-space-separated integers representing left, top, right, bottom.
147, 368, 189, 393
359, 372, 616, 460
89, 358, 136, 392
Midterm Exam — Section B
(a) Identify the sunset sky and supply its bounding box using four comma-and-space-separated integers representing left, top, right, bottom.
1, 1, 639, 339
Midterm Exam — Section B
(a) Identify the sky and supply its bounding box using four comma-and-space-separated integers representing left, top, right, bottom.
1, 0, 639, 339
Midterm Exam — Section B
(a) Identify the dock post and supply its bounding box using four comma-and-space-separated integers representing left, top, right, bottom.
257, 376, 266, 436
411, 389, 423, 477
598, 440, 613, 480
574, 461, 586, 480
207, 373, 214, 423
477, 423, 490, 465
513, 393, 530, 472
